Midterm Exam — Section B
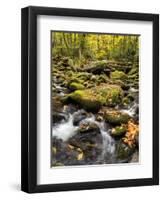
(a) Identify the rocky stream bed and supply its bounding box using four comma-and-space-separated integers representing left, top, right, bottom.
51, 56, 139, 167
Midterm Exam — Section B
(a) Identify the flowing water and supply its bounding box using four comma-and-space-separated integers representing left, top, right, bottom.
52, 114, 78, 141
52, 82, 138, 165
52, 109, 116, 163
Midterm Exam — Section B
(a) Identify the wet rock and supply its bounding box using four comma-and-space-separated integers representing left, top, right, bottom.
68, 122, 103, 162
73, 110, 89, 126
78, 121, 100, 134
52, 111, 69, 124
96, 115, 104, 122
62, 104, 78, 114
51, 138, 86, 166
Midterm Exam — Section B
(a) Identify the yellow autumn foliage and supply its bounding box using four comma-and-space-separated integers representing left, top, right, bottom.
122, 120, 139, 147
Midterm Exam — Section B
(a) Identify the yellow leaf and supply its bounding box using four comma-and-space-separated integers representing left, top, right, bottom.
52, 147, 57, 154
77, 152, 83, 160
68, 144, 74, 150
77, 148, 82, 152
122, 120, 139, 147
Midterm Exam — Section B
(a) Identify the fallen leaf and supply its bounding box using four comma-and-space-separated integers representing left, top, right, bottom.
77, 152, 83, 160
52, 147, 57, 154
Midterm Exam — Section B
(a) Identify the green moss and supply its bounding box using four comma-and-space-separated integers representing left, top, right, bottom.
122, 97, 131, 106
116, 140, 135, 160
69, 82, 85, 91
104, 109, 130, 125
93, 60, 108, 68
69, 90, 101, 111
128, 66, 138, 75
111, 125, 127, 137
99, 74, 109, 82
65, 72, 91, 87
111, 70, 127, 80
128, 74, 138, 79
69, 84, 124, 111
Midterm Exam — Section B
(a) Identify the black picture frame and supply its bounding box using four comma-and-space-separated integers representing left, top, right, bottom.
21, 6, 159, 193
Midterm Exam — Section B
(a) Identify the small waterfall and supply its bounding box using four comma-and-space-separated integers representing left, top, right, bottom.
52, 114, 78, 141
122, 87, 138, 117
129, 87, 138, 93
74, 112, 116, 163
100, 129, 115, 162
96, 121, 115, 163
122, 101, 138, 117
52, 109, 116, 163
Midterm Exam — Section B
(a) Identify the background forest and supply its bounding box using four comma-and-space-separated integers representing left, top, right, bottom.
52, 32, 139, 67
51, 32, 139, 167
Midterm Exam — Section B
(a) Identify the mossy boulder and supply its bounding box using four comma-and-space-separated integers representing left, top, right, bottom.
111, 125, 127, 137
69, 82, 85, 91
116, 140, 135, 161
68, 84, 124, 111
69, 90, 101, 111
104, 109, 130, 125
111, 70, 127, 81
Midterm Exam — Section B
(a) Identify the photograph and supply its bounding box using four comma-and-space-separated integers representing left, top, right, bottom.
51, 32, 139, 167
21, 6, 159, 193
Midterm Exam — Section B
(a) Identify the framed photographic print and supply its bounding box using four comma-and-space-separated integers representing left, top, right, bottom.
21, 6, 159, 193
